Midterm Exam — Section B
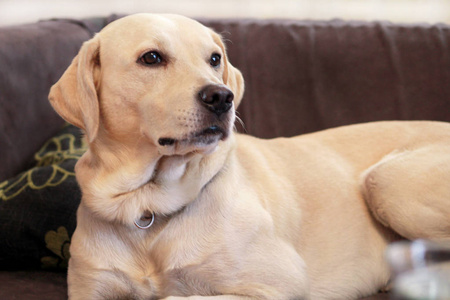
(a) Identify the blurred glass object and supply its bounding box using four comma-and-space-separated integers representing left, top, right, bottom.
386, 239, 450, 300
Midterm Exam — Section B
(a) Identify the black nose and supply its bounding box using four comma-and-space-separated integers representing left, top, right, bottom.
198, 85, 234, 116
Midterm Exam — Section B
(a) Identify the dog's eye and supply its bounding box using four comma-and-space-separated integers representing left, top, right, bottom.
210, 53, 221, 67
140, 51, 163, 65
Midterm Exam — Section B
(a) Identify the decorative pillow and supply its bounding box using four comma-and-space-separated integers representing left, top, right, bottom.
0, 124, 86, 270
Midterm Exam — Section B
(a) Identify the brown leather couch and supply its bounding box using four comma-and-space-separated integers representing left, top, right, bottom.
2, 14, 450, 300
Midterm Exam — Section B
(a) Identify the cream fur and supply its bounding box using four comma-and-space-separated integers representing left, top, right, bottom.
48, 13, 450, 300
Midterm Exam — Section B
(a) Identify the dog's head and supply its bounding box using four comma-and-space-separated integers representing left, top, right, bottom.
49, 14, 244, 156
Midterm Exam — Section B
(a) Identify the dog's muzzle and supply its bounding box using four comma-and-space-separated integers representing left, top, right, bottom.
156, 84, 234, 155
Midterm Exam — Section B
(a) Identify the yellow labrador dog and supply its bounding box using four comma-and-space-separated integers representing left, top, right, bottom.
49, 13, 450, 300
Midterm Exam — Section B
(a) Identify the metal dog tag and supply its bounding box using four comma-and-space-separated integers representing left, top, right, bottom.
134, 211, 155, 229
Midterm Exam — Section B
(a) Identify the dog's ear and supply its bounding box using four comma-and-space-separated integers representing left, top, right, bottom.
213, 33, 245, 108
49, 35, 101, 143
224, 59, 245, 108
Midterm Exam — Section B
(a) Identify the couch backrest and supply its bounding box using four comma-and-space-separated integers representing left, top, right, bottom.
201, 19, 450, 138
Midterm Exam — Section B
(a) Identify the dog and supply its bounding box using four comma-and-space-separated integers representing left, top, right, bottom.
48, 13, 450, 299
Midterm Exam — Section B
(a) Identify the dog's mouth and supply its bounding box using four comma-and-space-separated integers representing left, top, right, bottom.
157, 125, 228, 156
194, 125, 227, 142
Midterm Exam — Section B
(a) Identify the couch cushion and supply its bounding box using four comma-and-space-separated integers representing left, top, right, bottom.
0, 271, 67, 300
0, 125, 85, 270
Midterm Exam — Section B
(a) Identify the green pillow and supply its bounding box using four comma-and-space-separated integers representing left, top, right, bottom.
0, 124, 86, 270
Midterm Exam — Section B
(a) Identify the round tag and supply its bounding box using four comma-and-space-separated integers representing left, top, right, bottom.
134, 211, 155, 229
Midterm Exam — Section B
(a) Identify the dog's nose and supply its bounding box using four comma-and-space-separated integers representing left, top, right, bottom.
198, 85, 234, 116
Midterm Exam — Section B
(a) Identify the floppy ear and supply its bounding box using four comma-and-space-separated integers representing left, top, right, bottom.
223, 58, 245, 108
49, 35, 101, 143
213, 33, 245, 108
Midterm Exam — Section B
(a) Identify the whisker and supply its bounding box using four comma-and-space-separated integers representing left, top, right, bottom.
234, 114, 247, 133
